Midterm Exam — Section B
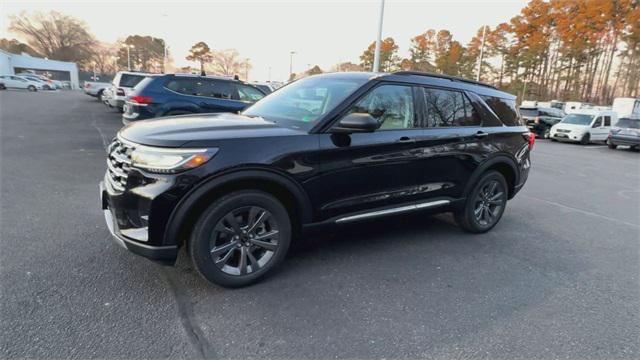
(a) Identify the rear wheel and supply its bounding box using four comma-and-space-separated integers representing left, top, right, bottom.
189, 190, 291, 287
580, 133, 590, 145
455, 171, 508, 233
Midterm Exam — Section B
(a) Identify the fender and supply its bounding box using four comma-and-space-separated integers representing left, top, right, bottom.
162, 167, 313, 247
462, 154, 519, 200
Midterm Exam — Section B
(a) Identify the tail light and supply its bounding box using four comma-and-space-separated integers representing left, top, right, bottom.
534, 116, 540, 124
130, 95, 153, 105
523, 132, 535, 150
116, 88, 125, 96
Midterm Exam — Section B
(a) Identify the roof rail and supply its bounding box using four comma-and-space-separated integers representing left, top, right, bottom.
392, 71, 497, 89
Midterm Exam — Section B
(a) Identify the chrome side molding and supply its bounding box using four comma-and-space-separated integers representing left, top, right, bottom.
335, 200, 450, 223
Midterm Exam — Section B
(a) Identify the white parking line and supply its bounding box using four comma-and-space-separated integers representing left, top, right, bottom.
521, 194, 640, 229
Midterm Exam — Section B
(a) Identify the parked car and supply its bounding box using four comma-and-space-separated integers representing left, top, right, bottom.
103, 71, 148, 112
252, 82, 277, 94
16, 73, 57, 90
0, 75, 43, 91
84, 80, 111, 99
122, 74, 267, 123
607, 117, 640, 150
519, 106, 565, 138
550, 109, 618, 144
101, 71, 533, 287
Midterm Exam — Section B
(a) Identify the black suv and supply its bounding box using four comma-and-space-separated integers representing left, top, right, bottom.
520, 106, 565, 138
122, 74, 266, 123
100, 71, 532, 287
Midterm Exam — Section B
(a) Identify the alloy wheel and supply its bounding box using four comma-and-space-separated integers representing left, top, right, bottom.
209, 206, 280, 276
473, 180, 505, 226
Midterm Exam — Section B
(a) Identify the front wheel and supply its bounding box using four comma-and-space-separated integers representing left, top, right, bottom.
543, 127, 551, 139
27, 85, 37, 92
189, 190, 292, 287
580, 133, 590, 145
455, 171, 508, 233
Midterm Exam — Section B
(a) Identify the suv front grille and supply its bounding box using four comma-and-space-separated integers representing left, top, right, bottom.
557, 129, 571, 133
107, 139, 133, 191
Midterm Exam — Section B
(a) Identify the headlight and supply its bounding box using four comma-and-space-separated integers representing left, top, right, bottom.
130, 147, 218, 174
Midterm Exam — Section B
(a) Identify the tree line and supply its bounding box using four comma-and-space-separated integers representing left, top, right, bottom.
358, 0, 639, 104
1, 11, 250, 79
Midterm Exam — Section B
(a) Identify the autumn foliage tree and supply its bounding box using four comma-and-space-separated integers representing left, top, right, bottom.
366, 0, 639, 104
359, 37, 401, 72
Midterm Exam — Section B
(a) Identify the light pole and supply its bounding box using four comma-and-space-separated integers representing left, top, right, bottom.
289, 51, 296, 79
126, 44, 134, 71
245, 58, 250, 81
476, 25, 487, 82
372, 0, 386, 73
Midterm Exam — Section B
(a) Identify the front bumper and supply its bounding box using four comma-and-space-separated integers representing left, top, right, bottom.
100, 179, 178, 264
551, 131, 582, 142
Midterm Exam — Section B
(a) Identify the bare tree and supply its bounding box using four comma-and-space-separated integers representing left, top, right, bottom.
211, 49, 244, 76
8, 11, 96, 63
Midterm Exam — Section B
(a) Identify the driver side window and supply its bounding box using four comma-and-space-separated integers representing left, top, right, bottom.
593, 117, 602, 127
350, 85, 415, 130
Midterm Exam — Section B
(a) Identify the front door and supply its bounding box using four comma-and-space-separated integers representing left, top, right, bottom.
315, 84, 425, 221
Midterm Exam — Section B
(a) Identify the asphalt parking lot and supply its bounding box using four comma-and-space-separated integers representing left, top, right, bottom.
1, 90, 639, 359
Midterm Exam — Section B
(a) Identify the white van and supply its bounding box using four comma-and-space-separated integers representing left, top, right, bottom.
550, 109, 618, 144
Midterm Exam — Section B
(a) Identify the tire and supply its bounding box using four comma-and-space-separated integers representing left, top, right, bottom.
607, 139, 617, 149
455, 171, 508, 233
551, 138, 558, 142
97, 90, 104, 101
189, 190, 292, 287
27, 85, 37, 92
580, 133, 590, 145
543, 126, 551, 139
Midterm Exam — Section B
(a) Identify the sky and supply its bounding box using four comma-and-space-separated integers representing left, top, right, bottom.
1, 0, 528, 82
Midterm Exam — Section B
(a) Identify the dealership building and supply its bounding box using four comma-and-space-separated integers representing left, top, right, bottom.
0, 49, 80, 89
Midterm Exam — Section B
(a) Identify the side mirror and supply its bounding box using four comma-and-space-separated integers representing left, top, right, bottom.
331, 113, 379, 134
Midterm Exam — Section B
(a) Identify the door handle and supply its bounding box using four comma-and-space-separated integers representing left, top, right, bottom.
475, 131, 489, 138
397, 136, 415, 143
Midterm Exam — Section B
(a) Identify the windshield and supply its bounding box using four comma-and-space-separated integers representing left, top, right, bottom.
615, 118, 640, 129
243, 75, 368, 129
561, 114, 594, 125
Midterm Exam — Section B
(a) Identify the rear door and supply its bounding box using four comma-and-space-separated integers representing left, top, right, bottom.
413, 86, 488, 200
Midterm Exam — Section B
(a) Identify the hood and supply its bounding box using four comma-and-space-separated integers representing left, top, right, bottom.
553, 123, 589, 131
119, 113, 305, 147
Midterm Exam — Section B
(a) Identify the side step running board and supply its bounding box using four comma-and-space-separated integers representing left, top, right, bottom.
335, 200, 451, 223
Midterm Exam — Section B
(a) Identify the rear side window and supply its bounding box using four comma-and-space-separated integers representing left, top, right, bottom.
201, 80, 234, 99
423, 87, 480, 127
604, 116, 611, 126
165, 78, 234, 99
119, 74, 145, 88
483, 96, 522, 126
166, 79, 199, 95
